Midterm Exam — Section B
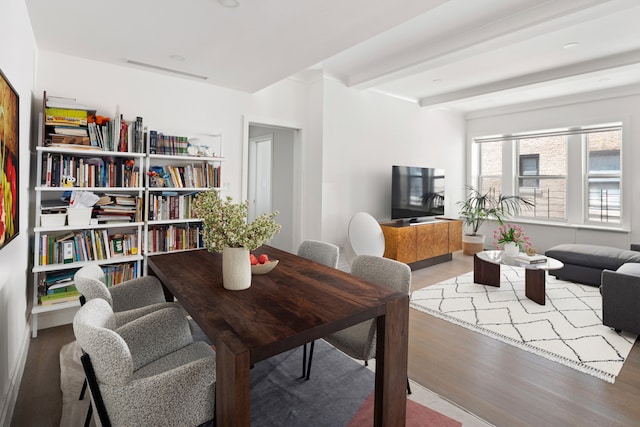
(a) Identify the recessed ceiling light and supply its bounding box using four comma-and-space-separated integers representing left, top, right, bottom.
563, 42, 579, 49
170, 54, 185, 61
218, 0, 239, 7
599, 78, 611, 83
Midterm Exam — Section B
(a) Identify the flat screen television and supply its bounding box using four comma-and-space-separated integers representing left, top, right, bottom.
391, 165, 445, 223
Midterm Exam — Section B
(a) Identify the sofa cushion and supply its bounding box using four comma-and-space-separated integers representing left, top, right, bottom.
545, 244, 640, 271
616, 263, 640, 277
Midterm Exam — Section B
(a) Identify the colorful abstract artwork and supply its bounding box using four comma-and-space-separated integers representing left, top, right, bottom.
0, 68, 19, 250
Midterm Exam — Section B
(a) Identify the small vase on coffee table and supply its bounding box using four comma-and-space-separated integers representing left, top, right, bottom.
503, 242, 519, 257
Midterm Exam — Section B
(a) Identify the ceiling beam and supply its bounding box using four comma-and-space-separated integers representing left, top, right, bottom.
418, 49, 640, 108
348, 0, 627, 90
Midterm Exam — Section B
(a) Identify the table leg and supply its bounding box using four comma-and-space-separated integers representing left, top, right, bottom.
525, 269, 546, 305
216, 331, 251, 426
474, 254, 501, 287
374, 295, 408, 427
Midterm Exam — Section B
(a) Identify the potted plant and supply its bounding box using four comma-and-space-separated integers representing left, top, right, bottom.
193, 190, 281, 290
457, 186, 533, 255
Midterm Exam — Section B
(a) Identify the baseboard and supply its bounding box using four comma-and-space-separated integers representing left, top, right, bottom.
409, 253, 453, 270
0, 326, 30, 427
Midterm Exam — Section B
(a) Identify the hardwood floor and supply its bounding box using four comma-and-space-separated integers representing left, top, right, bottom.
408, 252, 640, 427
11, 251, 640, 426
11, 324, 75, 427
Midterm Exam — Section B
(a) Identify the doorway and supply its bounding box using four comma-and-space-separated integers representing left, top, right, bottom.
245, 122, 300, 252
247, 134, 273, 222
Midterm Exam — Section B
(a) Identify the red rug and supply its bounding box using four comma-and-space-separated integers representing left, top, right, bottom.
347, 391, 463, 427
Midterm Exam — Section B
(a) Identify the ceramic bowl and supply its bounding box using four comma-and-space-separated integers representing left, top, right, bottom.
251, 260, 279, 275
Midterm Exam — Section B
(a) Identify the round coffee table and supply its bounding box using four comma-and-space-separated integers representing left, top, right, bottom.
474, 250, 564, 305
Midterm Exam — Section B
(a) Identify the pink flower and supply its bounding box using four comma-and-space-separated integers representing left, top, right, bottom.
494, 223, 532, 250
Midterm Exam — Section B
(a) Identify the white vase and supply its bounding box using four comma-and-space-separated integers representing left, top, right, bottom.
222, 247, 252, 291
503, 242, 519, 257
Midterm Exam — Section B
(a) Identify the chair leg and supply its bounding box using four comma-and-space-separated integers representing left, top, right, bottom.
407, 378, 412, 395
301, 343, 307, 378
79, 378, 88, 400
81, 353, 112, 427
305, 340, 315, 380
84, 402, 93, 427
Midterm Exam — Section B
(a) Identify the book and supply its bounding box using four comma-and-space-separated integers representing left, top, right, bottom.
46, 96, 88, 110
46, 285, 77, 295
45, 107, 88, 126
515, 254, 547, 264
40, 290, 81, 306
53, 126, 89, 136
49, 134, 90, 145
62, 240, 74, 263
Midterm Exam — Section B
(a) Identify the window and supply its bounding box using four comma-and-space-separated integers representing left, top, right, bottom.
478, 140, 502, 195
475, 123, 622, 226
519, 154, 539, 188
586, 130, 621, 223
516, 136, 567, 220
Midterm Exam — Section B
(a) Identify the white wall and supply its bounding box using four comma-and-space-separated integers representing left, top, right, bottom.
466, 91, 640, 251
37, 51, 253, 199
321, 78, 466, 248
0, 0, 36, 424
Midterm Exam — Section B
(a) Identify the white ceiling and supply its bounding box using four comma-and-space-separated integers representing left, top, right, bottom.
25, 0, 640, 113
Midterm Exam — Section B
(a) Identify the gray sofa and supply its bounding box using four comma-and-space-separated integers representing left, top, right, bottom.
545, 243, 640, 287
601, 263, 640, 334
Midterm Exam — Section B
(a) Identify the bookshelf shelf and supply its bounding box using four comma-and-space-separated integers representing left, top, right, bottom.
36, 146, 146, 158
148, 218, 202, 225
32, 255, 144, 273
148, 153, 225, 162
32, 299, 81, 314
36, 186, 145, 192
34, 221, 145, 233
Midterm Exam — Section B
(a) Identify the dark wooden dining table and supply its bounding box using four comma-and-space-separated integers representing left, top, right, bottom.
147, 246, 409, 426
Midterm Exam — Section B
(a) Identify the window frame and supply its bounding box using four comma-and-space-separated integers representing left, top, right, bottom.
473, 122, 623, 229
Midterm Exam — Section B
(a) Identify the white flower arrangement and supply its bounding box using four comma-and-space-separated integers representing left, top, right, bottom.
193, 190, 281, 253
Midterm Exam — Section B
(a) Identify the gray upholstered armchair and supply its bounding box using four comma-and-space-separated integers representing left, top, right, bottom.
74, 263, 176, 326
601, 262, 640, 334
305, 255, 412, 393
73, 298, 216, 427
297, 240, 340, 379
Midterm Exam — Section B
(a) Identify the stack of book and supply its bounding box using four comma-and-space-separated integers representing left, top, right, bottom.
37, 270, 81, 306
94, 194, 142, 223
41, 154, 139, 188
45, 97, 91, 149
515, 253, 548, 264
148, 191, 198, 221
38, 229, 139, 265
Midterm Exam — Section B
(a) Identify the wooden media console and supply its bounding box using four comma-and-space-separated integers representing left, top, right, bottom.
380, 218, 462, 269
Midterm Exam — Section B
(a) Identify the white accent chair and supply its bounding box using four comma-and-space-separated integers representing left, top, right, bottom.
346, 212, 386, 262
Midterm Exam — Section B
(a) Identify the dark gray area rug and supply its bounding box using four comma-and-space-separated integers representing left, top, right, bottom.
61, 322, 475, 426
191, 321, 374, 426
250, 340, 373, 426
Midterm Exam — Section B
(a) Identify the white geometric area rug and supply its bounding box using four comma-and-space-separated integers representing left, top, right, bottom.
410, 266, 637, 383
